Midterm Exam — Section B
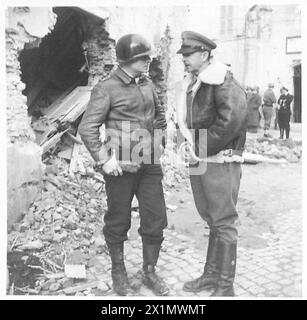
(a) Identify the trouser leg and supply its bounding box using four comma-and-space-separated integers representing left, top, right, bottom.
103, 173, 136, 244
279, 127, 284, 139
285, 121, 290, 138
189, 163, 241, 294
136, 164, 169, 296
136, 164, 167, 245
263, 106, 273, 135
274, 110, 279, 129
195, 162, 241, 242
103, 173, 136, 295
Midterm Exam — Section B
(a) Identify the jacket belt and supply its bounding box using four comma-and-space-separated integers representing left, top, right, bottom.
206, 148, 244, 163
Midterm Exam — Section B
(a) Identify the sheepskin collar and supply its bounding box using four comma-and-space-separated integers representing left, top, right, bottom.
198, 60, 230, 85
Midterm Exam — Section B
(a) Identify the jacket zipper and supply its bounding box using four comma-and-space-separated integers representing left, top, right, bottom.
136, 82, 147, 128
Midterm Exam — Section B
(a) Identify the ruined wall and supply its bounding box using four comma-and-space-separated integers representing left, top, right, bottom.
149, 26, 172, 122
6, 7, 57, 228
82, 19, 117, 86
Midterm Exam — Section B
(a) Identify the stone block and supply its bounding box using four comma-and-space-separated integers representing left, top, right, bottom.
7, 141, 43, 189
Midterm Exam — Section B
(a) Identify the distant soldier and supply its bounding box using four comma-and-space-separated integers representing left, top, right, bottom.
245, 86, 252, 101
277, 86, 293, 139
247, 86, 262, 133
262, 83, 277, 137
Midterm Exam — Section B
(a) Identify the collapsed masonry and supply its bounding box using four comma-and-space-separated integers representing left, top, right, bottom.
7, 7, 173, 229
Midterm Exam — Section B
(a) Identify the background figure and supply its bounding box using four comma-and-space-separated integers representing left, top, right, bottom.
274, 89, 282, 130
245, 86, 252, 102
277, 86, 293, 139
262, 83, 277, 137
247, 86, 262, 133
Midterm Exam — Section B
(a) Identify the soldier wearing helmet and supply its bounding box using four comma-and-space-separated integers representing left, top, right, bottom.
79, 34, 169, 296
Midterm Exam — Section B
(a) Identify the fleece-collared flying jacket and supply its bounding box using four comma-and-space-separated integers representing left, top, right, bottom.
176, 60, 247, 157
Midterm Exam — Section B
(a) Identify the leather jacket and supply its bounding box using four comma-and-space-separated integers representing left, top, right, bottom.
186, 68, 247, 157
79, 67, 167, 163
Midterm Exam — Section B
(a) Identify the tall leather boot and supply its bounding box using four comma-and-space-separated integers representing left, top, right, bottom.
183, 231, 219, 292
142, 242, 169, 296
107, 242, 130, 296
211, 239, 237, 297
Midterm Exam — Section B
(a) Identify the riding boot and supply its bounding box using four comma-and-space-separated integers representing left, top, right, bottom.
211, 239, 237, 297
183, 231, 219, 292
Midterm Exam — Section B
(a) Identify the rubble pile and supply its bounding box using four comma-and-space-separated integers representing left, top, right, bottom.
7, 144, 191, 296
244, 137, 302, 163
160, 145, 189, 190
7, 157, 111, 296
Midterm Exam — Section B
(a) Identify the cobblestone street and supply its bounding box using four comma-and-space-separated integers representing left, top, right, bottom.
91, 151, 302, 298
94, 205, 302, 297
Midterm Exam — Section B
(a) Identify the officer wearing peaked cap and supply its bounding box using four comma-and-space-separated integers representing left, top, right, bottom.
176, 31, 247, 296
177, 30, 217, 54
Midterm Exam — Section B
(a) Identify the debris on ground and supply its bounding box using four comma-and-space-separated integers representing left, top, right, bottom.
7, 128, 301, 295
244, 137, 302, 163
160, 145, 189, 191
7, 155, 109, 295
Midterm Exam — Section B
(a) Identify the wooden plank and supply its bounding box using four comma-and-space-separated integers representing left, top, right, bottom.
47, 86, 92, 123
41, 81, 82, 116
69, 132, 86, 177
40, 130, 68, 155
60, 281, 99, 295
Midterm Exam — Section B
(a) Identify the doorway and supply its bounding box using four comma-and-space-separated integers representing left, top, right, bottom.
293, 63, 301, 123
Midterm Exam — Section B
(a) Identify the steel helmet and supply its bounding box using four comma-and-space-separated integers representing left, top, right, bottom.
115, 34, 152, 63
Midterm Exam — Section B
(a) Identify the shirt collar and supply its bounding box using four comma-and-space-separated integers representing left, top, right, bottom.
114, 66, 135, 84
115, 66, 147, 85
119, 66, 135, 79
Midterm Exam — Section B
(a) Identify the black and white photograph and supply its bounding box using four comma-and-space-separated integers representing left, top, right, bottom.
2, 0, 305, 302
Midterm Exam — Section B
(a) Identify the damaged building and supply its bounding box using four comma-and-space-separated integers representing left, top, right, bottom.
6, 5, 301, 229
6, 6, 174, 228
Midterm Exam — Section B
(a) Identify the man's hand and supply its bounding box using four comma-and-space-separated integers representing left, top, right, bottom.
102, 149, 123, 176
